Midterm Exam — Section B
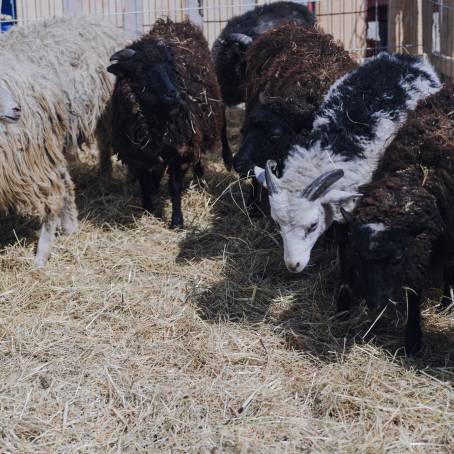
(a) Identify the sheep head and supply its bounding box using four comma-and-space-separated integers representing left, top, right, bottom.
255, 164, 359, 273
108, 39, 183, 110
0, 86, 21, 123
341, 208, 413, 311
233, 95, 314, 177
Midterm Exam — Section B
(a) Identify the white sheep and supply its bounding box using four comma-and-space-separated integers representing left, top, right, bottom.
0, 17, 127, 266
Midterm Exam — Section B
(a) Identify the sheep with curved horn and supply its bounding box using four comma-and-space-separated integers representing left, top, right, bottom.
255, 53, 442, 274
212, 1, 314, 107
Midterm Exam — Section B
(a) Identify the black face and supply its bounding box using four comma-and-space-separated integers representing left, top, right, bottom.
233, 106, 309, 177
108, 42, 183, 110
349, 224, 410, 310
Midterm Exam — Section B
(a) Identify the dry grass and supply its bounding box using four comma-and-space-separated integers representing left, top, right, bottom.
0, 111, 454, 453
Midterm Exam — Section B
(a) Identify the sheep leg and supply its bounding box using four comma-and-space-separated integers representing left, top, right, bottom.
334, 222, 353, 317
137, 169, 158, 213
246, 179, 262, 216
96, 122, 113, 176
193, 160, 204, 178
34, 215, 59, 267
221, 109, 233, 171
60, 170, 78, 235
405, 291, 422, 355
168, 162, 185, 228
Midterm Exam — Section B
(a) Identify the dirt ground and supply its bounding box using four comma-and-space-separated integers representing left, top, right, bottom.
0, 110, 453, 453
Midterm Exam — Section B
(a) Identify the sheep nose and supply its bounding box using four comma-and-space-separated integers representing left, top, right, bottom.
287, 262, 301, 273
13, 105, 21, 113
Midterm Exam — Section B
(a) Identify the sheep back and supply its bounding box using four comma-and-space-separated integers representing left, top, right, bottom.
112, 19, 223, 169
245, 23, 356, 119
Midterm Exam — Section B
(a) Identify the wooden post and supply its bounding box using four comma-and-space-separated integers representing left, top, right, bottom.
316, 0, 367, 58
123, 0, 143, 38
387, 0, 423, 54
185, 0, 203, 28
63, 0, 83, 14
421, 0, 433, 55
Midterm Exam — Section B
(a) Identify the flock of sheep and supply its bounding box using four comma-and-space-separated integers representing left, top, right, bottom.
1, 2, 453, 354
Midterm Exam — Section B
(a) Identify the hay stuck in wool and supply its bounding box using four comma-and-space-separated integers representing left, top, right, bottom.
0, 111, 453, 452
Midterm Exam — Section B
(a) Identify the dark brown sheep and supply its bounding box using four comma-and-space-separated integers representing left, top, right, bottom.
107, 19, 229, 227
338, 82, 454, 354
233, 23, 357, 207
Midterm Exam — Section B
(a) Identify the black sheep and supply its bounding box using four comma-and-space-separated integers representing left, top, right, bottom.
212, 1, 314, 107
107, 19, 229, 227
337, 83, 454, 354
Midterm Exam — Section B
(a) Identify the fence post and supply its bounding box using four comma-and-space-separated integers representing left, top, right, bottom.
387, 0, 423, 54
316, 0, 367, 58
421, 0, 432, 55
123, 0, 143, 38
185, 0, 203, 28
63, 0, 83, 14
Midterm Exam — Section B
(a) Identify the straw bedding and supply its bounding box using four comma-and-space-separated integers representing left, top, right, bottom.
0, 110, 452, 452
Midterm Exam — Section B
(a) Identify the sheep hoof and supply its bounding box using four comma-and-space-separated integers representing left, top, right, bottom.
34, 255, 49, 268
170, 217, 184, 229
405, 337, 422, 356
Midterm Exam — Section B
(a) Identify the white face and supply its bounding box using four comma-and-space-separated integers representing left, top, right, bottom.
0, 86, 21, 123
269, 191, 326, 273
255, 165, 360, 273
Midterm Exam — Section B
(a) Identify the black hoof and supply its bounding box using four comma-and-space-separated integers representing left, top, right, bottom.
405, 337, 422, 356
170, 218, 184, 229
193, 162, 204, 178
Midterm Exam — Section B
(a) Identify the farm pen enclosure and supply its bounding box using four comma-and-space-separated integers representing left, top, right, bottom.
0, 1, 454, 453
2, 0, 454, 78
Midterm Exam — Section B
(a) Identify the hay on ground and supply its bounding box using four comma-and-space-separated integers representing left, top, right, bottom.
0, 116, 453, 452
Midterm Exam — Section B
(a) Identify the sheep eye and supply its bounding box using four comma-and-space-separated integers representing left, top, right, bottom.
307, 223, 317, 234
269, 134, 280, 143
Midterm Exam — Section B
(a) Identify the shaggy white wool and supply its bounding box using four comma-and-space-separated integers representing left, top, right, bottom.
0, 17, 128, 265
0, 16, 127, 151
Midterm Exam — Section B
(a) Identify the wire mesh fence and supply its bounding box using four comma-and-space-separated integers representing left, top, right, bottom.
0, 0, 453, 77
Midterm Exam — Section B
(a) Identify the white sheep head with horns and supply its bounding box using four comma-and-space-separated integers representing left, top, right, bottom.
255, 160, 360, 273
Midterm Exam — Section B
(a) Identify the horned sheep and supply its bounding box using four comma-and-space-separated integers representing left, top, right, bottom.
107, 19, 228, 228
338, 82, 454, 354
0, 17, 127, 266
212, 1, 314, 107
254, 53, 442, 273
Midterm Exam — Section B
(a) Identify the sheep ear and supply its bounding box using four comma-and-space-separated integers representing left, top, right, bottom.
226, 33, 253, 48
259, 92, 268, 105
110, 48, 137, 62
108, 48, 137, 76
340, 207, 357, 228
254, 166, 267, 188
320, 189, 361, 205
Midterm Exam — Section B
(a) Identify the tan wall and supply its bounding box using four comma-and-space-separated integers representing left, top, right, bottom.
316, 0, 367, 58
387, 0, 454, 80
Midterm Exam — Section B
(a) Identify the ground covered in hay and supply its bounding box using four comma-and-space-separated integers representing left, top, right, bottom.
1, 111, 454, 453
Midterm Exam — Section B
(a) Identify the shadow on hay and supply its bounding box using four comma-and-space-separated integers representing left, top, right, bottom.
178, 166, 454, 366
71, 159, 170, 229
0, 214, 39, 250
176, 163, 360, 360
